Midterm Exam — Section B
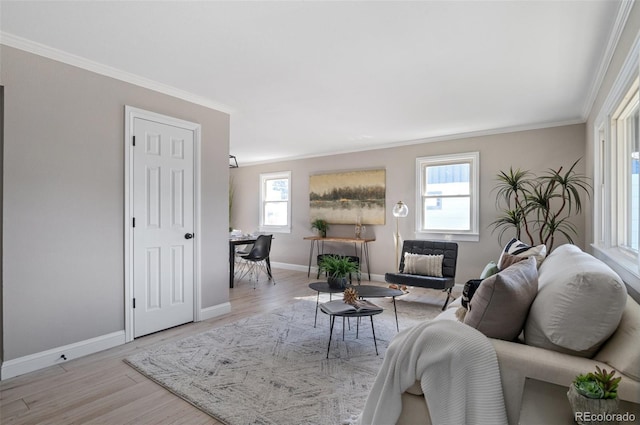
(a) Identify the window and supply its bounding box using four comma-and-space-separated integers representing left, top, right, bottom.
593, 34, 640, 286
416, 152, 479, 241
259, 171, 291, 233
613, 79, 639, 252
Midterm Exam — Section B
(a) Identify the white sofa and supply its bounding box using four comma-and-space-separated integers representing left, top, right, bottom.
395, 244, 640, 425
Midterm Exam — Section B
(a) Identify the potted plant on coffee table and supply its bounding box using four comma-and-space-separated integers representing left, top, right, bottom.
319, 254, 359, 289
567, 366, 621, 425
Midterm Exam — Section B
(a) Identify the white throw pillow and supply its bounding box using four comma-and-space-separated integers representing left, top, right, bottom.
524, 244, 627, 357
403, 253, 443, 277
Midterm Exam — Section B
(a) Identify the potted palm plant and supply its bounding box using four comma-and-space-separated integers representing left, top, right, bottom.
491, 158, 591, 251
319, 254, 359, 289
311, 218, 329, 238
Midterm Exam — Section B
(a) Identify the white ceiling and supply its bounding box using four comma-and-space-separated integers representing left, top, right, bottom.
1, 1, 623, 165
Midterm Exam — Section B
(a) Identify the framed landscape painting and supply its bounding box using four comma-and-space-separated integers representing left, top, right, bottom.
309, 169, 386, 225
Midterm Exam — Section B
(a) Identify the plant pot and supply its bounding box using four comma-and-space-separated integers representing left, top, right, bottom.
567, 385, 619, 425
327, 276, 347, 289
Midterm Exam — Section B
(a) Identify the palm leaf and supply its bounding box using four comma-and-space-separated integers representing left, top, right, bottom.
491, 158, 591, 250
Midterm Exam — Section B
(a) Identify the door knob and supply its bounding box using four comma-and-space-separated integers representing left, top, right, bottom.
185, 233, 194, 239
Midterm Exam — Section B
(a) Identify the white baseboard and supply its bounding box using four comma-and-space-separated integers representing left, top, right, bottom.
270, 261, 313, 273
272, 262, 463, 292
200, 302, 231, 321
1, 301, 232, 381
1, 331, 126, 380
1, 269, 460, 381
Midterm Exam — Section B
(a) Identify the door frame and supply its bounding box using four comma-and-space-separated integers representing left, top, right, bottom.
124, 106, 202, 342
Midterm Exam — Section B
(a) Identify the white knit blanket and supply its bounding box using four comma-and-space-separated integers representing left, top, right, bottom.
356, 319, 507, 425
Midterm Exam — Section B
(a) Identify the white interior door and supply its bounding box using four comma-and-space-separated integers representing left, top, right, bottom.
132, 117, 195, 338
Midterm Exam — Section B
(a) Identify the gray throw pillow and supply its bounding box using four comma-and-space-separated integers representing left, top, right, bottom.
464, 257, 538, 341
499, 253, 527, 270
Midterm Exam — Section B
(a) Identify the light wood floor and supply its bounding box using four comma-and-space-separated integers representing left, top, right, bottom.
0, 269, 453, 424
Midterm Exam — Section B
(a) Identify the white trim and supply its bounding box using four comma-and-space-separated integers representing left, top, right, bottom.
1, 31, 587, 169
271, 261, 386, 283
272, 261, 465, 290
200, 302, 231, 321
1, 331, 126, 380
258, 171, 292, 233
413, 232, 480, 243
1, 32, 234, 114
124, 106, 202, 342
415, 152, 480, 242
239, 118, 584, 167
591, 30, 640, 294
194, 128, 203, 324
594, 33, 640, 126
581, 0, 635, 119
591, 244, 640, 294
270, 261, 313, 274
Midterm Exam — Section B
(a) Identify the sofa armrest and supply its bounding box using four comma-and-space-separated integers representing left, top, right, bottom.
491, 338, 640, 424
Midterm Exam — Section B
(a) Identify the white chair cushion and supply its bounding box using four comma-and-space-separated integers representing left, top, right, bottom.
403, 253, 443, 277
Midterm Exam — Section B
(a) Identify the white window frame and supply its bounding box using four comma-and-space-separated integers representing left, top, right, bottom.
592, 32, 640, 292
259, 171, 292, 233
415, 152, 479, 242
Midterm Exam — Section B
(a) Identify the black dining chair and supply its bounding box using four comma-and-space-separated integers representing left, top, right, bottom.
237, 235, 275, 288
234, 242, 253, 278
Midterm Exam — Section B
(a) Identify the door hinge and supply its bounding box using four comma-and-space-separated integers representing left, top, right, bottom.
133, 298, 136, 309
132, 135, 136, 146
133, 217, 136, 227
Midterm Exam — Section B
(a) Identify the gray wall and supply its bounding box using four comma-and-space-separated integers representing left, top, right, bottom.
231, 123, 587, 284
2, 47, 230, 360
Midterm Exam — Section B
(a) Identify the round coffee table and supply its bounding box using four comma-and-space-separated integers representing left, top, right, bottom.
308, 282, 403, 330
353, 285, 404, 331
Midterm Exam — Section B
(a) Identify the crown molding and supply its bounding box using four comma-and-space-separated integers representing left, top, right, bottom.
0, 32, 235, 114
239, 117, 585, 167
581, 0, 635, 119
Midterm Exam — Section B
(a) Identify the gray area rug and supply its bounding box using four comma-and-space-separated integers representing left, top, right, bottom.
125, 295, 441, 425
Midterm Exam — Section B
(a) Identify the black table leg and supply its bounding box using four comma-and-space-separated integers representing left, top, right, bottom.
327, 315, 335, 359
393, 296, 399, 331
363, 241, 371, 280
229, 242, 235, 288
314, 292, 319, 328
370, 315, 378, 355
307, 240, 313, 277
